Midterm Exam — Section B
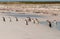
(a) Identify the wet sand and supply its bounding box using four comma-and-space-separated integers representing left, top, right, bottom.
0, 13, 60, 39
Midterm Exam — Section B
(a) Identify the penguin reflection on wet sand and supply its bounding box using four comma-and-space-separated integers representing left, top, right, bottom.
15, 17, 18, 21
25, 19, 28, 25
47, 20, 52, 28
2, 17, 5, 22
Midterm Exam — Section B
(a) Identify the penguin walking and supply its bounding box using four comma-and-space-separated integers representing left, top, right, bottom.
9, 17, 11, 22
25, 19, 28, 25
27, 17, 31, 22
2, 17, 5, 22
32, 19, 35, 24
15, 17, 18, 21
35, 18, 39, 24
47, 20, 52, 28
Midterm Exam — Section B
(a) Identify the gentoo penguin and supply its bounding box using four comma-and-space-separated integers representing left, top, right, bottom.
46, 20, 52, 28
25, 19, 28, 25
27, 17, 31, 22
15, 17, 18, 21
35, 18, 39, 24
2, 17, 5, 22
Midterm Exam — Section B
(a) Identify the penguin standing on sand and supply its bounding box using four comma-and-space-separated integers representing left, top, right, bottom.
32, 19, 35, 24
25, 19, 28, 25
35, 18, 39, 24
47, 20, 52, 28
2, 17, 5, 22
15, 17, 18, 21
27, 17, 31, 22
9, 17, 11, 22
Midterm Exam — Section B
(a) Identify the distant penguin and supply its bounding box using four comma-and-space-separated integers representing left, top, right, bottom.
9, 17, 11, 22
15, 17, 18, 21
25, 19, 28, 25
32, 19, 35, 24
35, 18, 39, 24
52, 20, 57, 29
47, 20, 52, 28
2, 17, 5, 22
27, 17, 31, 22
53, 20, 57, 25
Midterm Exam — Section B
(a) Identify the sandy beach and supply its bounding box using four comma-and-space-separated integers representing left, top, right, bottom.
0, 12, 60, 39
0, 3, 60, 39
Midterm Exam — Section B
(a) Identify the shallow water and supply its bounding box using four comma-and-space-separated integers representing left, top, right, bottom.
40, 21, 60, 31
56, 22, 60, 30
2, 12, 46, 18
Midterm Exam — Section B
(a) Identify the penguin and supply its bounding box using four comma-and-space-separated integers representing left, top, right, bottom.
32, 19, 35, 24
27, 17, 31, 22
2, 17, 5, 22
15, 17, 18, 21
25, 19, 28, 25
35, 18, 39, 24
47, 20, 52, 28
9, 17, 12, 22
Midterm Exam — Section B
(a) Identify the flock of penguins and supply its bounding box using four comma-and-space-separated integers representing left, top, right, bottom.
2, 16, 39, 24
1, 16, 57, 28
